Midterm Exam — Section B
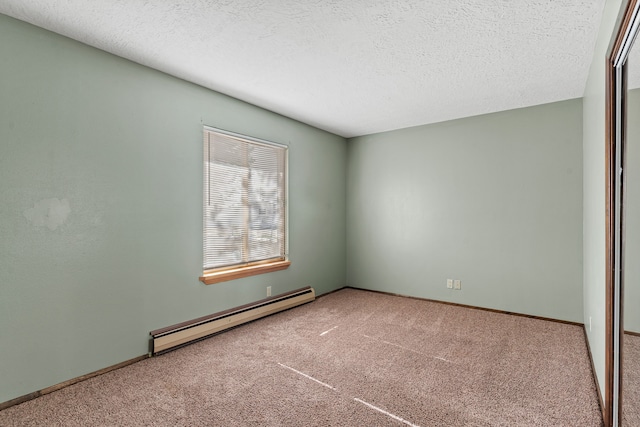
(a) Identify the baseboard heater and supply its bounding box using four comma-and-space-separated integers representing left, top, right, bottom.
150, 286, 315, 355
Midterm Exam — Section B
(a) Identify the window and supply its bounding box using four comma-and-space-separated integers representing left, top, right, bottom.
199, 127, 290, 285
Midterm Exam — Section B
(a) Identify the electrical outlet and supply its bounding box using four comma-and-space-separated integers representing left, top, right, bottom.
447, 279, 453, 289
267, 286, 272, 297
454, 280, 461, 290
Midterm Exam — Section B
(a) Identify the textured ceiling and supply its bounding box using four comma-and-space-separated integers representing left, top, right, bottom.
0, 0, 606, 138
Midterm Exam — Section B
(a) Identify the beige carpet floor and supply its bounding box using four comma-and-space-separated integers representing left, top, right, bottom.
623, 333, 640, 426
0, 288, 603, 426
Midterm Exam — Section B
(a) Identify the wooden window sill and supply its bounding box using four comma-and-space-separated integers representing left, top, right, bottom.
199, 260, 291, 285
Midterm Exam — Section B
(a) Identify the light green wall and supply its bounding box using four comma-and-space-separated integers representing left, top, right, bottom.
583, 0, 622, 400
0, 14, 347, 403
3, 3, 621, 407
625, 88, 640, 333
347, 99, 583, 322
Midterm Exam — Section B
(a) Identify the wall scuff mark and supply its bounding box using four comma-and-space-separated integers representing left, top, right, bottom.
24, 198, 71, 231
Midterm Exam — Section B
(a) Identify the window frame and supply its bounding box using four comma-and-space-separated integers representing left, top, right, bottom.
199, 126, 290, 285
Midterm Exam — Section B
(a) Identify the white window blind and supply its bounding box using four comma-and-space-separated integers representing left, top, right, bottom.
203, 127, 287, 271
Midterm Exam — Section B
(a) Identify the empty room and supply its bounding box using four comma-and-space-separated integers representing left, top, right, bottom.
1, 1, 638, 426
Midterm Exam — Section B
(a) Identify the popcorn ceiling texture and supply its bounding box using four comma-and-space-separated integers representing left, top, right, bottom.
0, 1, 605, 137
